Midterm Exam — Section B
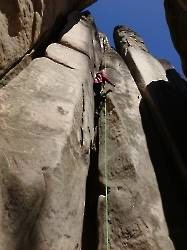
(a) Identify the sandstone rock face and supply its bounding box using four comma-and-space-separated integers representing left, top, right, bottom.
114, 25, 187, 249
0, 11, 103, 250
97, 47, 174, 250
0, 56, 93, 250
113, 25, 149, 53
1, 6, 187, 250
98, 31, 110, 53
0, 0, 97, 79
114, 25, 187, 187
113, 25, 167, 85
164, 0, 187, 77
59, 11, 102, 74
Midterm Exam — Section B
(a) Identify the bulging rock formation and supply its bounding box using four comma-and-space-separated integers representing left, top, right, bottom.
114, 25, 187, 187
0, 0, 97, 79
0, 10, 100, 250
0, 3, 187, 250
97, 47, 174, 250
114, 25, 187, 250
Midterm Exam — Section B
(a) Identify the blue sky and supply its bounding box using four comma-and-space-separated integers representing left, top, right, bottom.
87, 0, 184, 76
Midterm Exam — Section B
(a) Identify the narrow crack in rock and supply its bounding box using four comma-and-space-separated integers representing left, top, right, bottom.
60, 41, 91, 59
47, 57, 75, 69
0, 14, 67, 85
81, 115, 106, 250
27, 171, 47, 242
80, 84, 85, 147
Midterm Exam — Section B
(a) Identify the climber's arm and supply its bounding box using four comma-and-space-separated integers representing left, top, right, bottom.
104, 76, 116, 87
101, 71, 116, 87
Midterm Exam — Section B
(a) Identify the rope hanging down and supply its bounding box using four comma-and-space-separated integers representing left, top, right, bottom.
104, 95, 109, 250
104, 56, 109, 250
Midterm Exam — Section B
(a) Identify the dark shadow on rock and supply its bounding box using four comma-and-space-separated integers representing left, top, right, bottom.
145, 69, 187, 167
22, 223, 41, 250
139, 69, 187, 250
0, 148, 44, 250
58, 11, 89, 39
0, 11, 81, 84
0, 0, 22, 37
81, 115, 106, 250
33, 13, 68, 58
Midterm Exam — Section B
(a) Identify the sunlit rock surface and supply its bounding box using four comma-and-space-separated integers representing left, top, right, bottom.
0, 0, 97, 78
1, 5, 187, 250
164, 0, 187, 77
0, 11, 102, 250
0, 57, 93, 250
114, 25, 187, 250
97, 46, 174, 250
58, 11, 102, 74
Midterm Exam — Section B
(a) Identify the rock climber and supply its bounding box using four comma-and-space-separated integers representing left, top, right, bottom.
93, 70, 115, 116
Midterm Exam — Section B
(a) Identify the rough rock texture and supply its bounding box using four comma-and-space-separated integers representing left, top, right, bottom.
97, 47, 174, 250
0, 10, 81, 87
114, 25, 187, 187
0, 0, 97, 78
114, 25, 187, 250
164, 0, 187, 76
98, 31, 110, 53
59, 11, 102, 74
0, 11, 103, 250
0, 57, 92, 250
113, 25, 167, 84
1, 6, 187, 250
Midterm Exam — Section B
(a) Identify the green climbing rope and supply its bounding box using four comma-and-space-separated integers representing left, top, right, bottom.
104, 95, 109, 250
103, 55, 109, 249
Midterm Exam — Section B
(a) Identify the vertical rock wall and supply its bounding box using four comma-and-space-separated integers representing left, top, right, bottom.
0, 11, 101, 250
0, 7, 187, 250
113, 25, 187, 250
96, 46, 174, 249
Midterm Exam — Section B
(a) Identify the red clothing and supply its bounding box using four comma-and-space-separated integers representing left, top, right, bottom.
94, 71, 111, 84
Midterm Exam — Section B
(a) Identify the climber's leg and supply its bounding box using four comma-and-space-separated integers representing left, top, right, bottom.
94, 83, 102, 116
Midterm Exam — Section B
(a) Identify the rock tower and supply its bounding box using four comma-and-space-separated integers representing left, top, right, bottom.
0, 1, 187, 249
